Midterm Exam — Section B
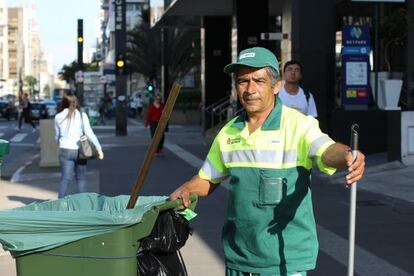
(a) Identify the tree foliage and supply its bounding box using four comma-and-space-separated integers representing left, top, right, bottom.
58, 61, 78, 83
126, 19, 200, 89
58, 61, 100, 83
380, 8, 409, 73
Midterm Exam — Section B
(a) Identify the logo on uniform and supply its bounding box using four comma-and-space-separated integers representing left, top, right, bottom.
239, 53, 255, 59
227, 137, 241, 144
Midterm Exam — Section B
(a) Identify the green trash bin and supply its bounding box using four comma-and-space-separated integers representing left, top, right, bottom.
4, 194, 197, 276
0, 139, 9, 157
0, 139, 9, 177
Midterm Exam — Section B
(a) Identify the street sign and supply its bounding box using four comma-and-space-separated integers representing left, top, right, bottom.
260, 32, 291, 40
75, 70, 84, 84
341, 55, 371, 105
100, 75, 107, 84
342, 25, 370, 47
342, 46, 371, 55
341, 25, 372, 105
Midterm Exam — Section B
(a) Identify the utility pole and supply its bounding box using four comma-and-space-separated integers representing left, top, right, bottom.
115, 0, 127, 136
76, 19, 84, 106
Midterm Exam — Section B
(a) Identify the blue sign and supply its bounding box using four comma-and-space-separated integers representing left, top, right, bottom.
342, 46, 371, 55
341, 55, 371, 105
342, 25, 370, 47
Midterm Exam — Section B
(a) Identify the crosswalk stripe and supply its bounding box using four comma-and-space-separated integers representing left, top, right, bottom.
0, 132, 4, 137
10, 133, 27, 142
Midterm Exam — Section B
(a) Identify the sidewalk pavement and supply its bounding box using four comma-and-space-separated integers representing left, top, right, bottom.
1, 121, 413, 275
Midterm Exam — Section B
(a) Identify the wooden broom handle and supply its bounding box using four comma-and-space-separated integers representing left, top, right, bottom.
127, 82, 181, 209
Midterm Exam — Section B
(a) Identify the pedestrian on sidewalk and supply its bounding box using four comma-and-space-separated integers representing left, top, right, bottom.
135, 94, 143, 118
17, 93, 36, 131
170, 47, 365, 276
145, 94, 165, 156
98, 97, 106, 125
54, 93, 104, 198
278, 60, 318, 118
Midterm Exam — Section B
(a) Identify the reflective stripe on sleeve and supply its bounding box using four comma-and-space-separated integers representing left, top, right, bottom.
221, 149, 298, 165
200, 159, 228, 180
309, 135, 334, 157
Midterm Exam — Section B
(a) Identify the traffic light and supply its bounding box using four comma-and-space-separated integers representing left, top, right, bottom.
146, 82, 154, 92
77, 19, 83, 66
115, 54, 125, 75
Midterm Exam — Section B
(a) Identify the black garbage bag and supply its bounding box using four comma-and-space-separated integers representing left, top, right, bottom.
140, 209, 192, 253
137, 251, 187, 276
137, 210, 192, 276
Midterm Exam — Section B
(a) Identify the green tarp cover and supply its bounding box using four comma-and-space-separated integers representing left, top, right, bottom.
0, 193, 167, 256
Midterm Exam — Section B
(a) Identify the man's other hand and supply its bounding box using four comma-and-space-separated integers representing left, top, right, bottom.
345, 150, 365, 186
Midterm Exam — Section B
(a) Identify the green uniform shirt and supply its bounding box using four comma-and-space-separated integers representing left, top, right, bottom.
198, 98, 336, 274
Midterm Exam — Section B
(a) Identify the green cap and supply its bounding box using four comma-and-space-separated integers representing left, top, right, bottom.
223, 47, 280, 74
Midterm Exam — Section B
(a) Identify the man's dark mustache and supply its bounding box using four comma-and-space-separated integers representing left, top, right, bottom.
243, 94, 260, 101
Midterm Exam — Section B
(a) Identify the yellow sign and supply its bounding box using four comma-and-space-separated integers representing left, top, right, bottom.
346, 89, 357, 98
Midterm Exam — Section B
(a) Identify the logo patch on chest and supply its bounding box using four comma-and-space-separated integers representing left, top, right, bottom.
227, 137, 241, 144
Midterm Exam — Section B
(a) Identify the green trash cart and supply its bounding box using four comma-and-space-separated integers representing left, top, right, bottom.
0, 139, 9, 156
0, 139, 9, 176
10, 194, 197, 276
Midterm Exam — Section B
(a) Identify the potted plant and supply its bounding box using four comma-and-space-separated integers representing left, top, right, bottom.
377, 7, 408, 110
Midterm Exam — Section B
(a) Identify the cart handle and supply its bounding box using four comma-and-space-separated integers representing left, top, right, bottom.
157, 194, 198, 212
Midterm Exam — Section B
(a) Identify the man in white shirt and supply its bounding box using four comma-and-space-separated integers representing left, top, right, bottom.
278, 61, 318, 118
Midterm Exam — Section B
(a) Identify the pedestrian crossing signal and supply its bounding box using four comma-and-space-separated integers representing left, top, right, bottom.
146, 84, 153, 92
77, 36, 83, 43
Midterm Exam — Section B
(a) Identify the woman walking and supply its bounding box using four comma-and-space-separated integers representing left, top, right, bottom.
54, 93, 104, 198
145, 94, 165, 156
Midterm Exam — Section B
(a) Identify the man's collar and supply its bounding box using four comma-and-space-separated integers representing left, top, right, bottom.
231, 97, 282, 130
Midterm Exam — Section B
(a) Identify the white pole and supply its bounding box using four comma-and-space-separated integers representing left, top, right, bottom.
347, 161, 357, 276
347, 124, 359, 276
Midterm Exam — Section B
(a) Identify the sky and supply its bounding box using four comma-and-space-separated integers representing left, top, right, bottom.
6, 0, 101, 73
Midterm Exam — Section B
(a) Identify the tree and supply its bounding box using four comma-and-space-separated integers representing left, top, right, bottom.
126, 19, 200, 92
380, 8, 409, 75
58, 61, 78, 83
58, 61, 100, 83
24, 75, 37, 96
126, 22, 161, 79
43, 84, 51, 97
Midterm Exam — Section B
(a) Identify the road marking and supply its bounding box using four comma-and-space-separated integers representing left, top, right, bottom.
10, 133, 27, 142
165, 142, 410, 275
11, 154, 40, 183
0, 132, 4, 137
165, 142, 203, 168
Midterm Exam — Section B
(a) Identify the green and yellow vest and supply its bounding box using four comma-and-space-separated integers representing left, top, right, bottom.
199, 98, 335, 274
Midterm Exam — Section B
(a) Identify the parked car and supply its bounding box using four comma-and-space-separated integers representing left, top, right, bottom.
0, 100, 18, 120
42, 99, 58, 117
30, 102, 48, 120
